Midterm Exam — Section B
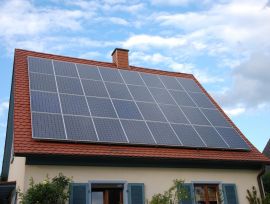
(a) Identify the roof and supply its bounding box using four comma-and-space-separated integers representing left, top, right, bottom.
263, 139, 270, 159
11, 49, 270, 164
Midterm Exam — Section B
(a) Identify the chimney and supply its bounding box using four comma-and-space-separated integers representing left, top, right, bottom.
111, 48, 129, 69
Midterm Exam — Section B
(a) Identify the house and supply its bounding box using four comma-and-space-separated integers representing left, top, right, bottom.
1, 48, 270, 204
263, 139, 270, 172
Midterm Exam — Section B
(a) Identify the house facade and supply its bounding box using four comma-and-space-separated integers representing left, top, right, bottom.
1, 48, 270, 204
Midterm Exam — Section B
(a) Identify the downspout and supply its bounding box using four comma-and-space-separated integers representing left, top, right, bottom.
257, 166, 265, 199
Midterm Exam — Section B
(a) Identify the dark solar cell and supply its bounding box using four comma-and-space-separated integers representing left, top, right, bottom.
30, 73, 57, 92
87, 97, 117, 118
177, 78, 202, 93
172, 124, 205, 147
77, 64, 101, 80
56, 76, 84, 95
128, 85, 154, 102
53, 61, 78, 77
194, 126, 228, 148
64, 115, 97, 141
149, 88, 176, 105
147, 122, 181, 146
216, 127, 249, 149
159, 104, 188, 124
121, 120, 155, 144
136, 102, 166, 122
181, 107, 210, 125
93, 118, 127, 143
169, 90, 196, 107
105, 82, 132, 100
60, 94, 90, 116
159, 75, 183, 90
112, 99, 143, 120
201, 109, 231, 127
32, 112, 66, 139
140, 73, 165, 88
99, 67, 123, 83
31, 91, 61, 113
28, 57, 54, 74
82, 79, 108, 97
189, 92, 215, 109
120, 70, 145, 86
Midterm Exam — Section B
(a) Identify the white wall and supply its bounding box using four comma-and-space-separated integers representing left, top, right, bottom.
22, 163, 260, 204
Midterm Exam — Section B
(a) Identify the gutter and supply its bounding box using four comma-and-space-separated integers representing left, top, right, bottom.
257, 166, 266, 199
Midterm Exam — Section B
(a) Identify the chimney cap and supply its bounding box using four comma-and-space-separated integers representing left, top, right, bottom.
111, 48, 129, 56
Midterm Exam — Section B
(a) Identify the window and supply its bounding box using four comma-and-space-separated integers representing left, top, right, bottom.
91, 183, 124, 204
194, 184, 220, 204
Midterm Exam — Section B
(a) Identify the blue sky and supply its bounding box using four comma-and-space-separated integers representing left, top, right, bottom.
0, 0, 270, 164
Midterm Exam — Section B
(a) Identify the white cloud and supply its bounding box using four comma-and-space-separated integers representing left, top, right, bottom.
224, 107, 246, 117
122, 34, 187, 50
0, 101, 9, 117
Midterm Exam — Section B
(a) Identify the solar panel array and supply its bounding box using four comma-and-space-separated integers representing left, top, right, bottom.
28, 56, 250, 150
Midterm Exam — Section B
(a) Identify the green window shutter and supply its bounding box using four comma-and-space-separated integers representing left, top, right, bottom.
128, 183, 145, 204
180, 183, 195, 204
69, 183, 89, 204
222, 184, 239, 204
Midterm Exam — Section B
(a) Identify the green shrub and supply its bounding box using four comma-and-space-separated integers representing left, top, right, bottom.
148, 179, 188, 204
246, 186, 270, 204
19, 173, 72, 204
263, 172, 270, 194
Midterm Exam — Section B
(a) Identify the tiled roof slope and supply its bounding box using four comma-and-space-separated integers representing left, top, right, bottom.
263, 139, 270, 159
13, 49, 270, 164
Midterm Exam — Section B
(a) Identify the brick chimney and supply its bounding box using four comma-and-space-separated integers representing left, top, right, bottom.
111, 48, 129, 69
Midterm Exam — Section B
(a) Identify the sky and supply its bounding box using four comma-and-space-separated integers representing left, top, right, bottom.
0, 0, 270, 165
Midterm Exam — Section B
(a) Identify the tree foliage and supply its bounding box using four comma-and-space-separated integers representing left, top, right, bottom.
148, 179, 189, 204
263, 172, 270, 194
19, 173, 72, 204
246, 186, 270, 204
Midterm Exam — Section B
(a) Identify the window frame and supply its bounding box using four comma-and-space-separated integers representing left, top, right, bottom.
88, 180, 128, 204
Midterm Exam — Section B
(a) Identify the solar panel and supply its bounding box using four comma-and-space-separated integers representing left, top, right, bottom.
194, 126, 228, 148
171, 124, 205, 147
189, 92, 215, 108
181, 107, 210, 126
177, 78, 202, 93
149, 88, 176, 105
105, 82, 132, 100
28, 56, 250, 150
93, 118, 127, 143
87, 97, 117, 118
159, 104, 188, 124
56, 76, 84, 95
169, 90, 196, 107
136, 102, 166, 122
112, 99, 143, 120
60, 94, 90, 116
121, 120, 155, 144
76, 64, 101, 80
147, 122, 181, 146
81, 79, 108, 97
53, 61, 78, 78
28, 57, 54, 74
127, 85, 154, 102
159, 75, 183, 90
31, 91, 61, 113
120, 70, 145, 86
32, 112, 66, 140
30, 73, 57, 92
64, 115, 97, 141
99, 67, 123, 83
140, 73, 165, 88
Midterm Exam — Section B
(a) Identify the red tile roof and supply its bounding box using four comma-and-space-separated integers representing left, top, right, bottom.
13, 49, 270, 164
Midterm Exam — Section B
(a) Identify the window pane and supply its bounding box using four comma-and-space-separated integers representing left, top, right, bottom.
208, 187, 218, 202
92, 192, 103, 204
195, 186, 206, 204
